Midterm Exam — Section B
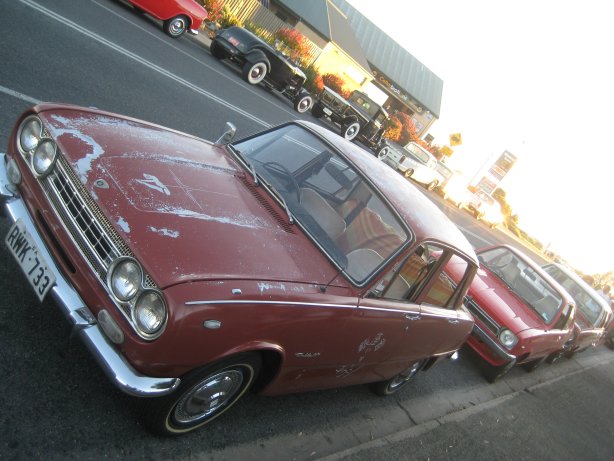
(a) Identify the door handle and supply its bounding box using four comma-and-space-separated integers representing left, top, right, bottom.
447, 318, 460, 324
405, 313, 421, 321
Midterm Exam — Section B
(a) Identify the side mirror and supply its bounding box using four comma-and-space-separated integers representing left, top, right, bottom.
215, 122, 236, 144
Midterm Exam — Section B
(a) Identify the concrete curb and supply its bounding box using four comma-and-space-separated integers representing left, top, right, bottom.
201, 349, 614, 461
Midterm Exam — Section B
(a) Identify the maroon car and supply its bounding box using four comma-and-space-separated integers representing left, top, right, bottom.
1, 104, 479, 435
542, 263, 612, 359
127, 0, 208, 38
446, 245, 576, 382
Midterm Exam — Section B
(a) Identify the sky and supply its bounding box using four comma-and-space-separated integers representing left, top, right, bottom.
346, 0, 614, 275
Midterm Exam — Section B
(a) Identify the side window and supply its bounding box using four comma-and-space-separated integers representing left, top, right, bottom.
371, 244, 474, 309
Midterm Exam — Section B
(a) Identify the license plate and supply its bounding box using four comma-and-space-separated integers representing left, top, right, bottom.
323, 107, 333, 116
228, 37, 240, 47
5, 219, 56, 301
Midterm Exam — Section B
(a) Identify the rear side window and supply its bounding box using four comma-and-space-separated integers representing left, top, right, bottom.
373, 243, 473, 309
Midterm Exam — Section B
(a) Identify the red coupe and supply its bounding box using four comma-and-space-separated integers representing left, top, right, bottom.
127, 0, 208, 38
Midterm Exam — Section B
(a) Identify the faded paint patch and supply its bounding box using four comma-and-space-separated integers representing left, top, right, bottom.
116, 217, 130, 233
257, 282, 287, 293
148, 226, 180, 238
48, 115, 104, 183
137, 174, 170, 196
336, 333, 386, 379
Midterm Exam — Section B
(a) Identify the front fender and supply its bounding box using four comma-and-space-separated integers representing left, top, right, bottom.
245, 49, 270, 70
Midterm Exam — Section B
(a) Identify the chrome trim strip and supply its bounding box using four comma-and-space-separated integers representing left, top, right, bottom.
185, 299, 357, 309
1, 154, 179, 397
471, 322, 517, 363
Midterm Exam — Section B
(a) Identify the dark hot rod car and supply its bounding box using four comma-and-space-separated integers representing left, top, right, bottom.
210, 26, 314, 113
1, 104, 479, 436
312, 87, 389, 152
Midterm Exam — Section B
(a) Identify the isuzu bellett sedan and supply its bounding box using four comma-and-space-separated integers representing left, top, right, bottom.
1, 104, 478, 435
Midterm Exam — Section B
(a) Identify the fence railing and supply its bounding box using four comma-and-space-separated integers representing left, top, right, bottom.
222, 0, 322, 67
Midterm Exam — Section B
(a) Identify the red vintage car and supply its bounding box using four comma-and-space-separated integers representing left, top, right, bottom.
446, 245, 576, 382
542, 263, 612, 359
1, 104, 479, 436
127, 0, 208, 38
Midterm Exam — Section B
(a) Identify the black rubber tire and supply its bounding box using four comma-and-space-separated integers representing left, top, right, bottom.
483, 361, 514, 383
341, 121, 360, 141
404, 168, 414, 178
293, 93, 313, 113
522, 356, 546, 372
370, 360, 423, 396
311, 103, 325, 118
163, 15, 189, 38
546, 350, 564, 364
242, 61, 267, 85
377, 145, 389, 159
141, 353, 261, 436
209, 40, 226, 59
426, 180, 438, 191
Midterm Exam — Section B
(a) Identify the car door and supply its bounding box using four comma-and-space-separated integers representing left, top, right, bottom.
352, 244, 475, 382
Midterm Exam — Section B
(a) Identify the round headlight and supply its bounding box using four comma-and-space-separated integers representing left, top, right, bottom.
499, 329, 518, 350
134, 290, 167, 336
32, 139, 57, 176
19, 116, 43, 153
108, 257, 142, 301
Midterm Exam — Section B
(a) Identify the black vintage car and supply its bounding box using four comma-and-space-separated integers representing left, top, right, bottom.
312, 87, 389, 153
210, 26, 314, 113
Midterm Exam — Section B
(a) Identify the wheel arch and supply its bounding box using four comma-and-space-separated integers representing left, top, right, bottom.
209, 341, 285, 393
244, 49, 271, 70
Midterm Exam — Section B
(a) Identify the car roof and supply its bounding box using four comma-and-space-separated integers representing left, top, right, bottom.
299, 121, 478, 264
545, 263, 612, 314
478, 245, 575, 302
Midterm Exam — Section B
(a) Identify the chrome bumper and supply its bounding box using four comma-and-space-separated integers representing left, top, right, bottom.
0, 153, 180, 397
471, 322, 517, 365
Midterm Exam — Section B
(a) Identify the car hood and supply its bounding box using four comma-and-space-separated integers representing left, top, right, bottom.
39, 106, 341, 289
468, 266, 546, 333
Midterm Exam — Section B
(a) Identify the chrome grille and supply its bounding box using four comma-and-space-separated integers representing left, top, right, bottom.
41, 156, 157, 289
465, 297, 500, 335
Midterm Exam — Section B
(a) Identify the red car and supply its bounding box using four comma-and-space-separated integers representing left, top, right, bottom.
446, 245, 576, 382
1, 104, 479, 436
542, 263, 612, 359
127, 0, 207, 38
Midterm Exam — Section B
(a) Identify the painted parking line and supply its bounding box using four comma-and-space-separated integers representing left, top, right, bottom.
0, 84, 42, 105
19, 0, 270, 128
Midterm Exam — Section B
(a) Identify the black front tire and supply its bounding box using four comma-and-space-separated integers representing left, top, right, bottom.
522, 356, 546, 372
342, 121, 360, 141
311, 103, 324, 118
141, 354, 261, 436
163, 15, 189, 38
293, 93, 313, 113
483, 360, 514, 383
370, 360, 423, 396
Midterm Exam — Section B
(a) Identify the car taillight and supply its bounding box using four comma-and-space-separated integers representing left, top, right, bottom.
400, 155, 406, 163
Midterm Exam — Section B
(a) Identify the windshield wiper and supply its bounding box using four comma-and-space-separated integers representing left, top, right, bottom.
228, 145, 294, 224
228, 144, 258, 185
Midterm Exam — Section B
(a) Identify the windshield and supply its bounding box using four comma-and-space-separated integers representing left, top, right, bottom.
349, 92, 379, 118
543, 265, 607, 327
233, 124, 408, 283
404, 143, 431, 164
478, 247, 563, 324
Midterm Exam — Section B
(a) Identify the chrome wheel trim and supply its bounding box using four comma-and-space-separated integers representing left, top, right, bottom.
173, 370, 244, 424
343, 122, 360, 140
377, 147, 389, 159
248, 63, 267, 84
169, 17, 186, 36
388, 361, 420, 391
296, 95, 313, 112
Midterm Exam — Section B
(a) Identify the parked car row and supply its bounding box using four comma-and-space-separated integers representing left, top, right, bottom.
2, 6, 612, 440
